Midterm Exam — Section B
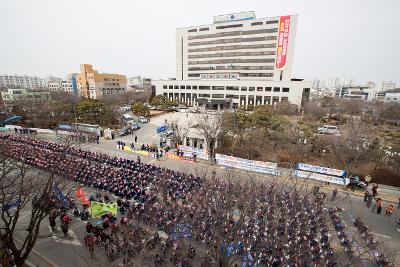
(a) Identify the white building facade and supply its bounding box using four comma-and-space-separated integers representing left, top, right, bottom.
0, 74, 46, 89
48, 81, 62, 91
153, 12, 311, 108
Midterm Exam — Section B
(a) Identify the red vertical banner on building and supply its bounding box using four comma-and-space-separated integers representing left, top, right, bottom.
275, 15, 291, 70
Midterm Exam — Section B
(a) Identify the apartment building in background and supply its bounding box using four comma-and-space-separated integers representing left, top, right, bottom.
1, 88, 50, 103
48, 81, 62, 91
153, 11, 311, 109
0, 74, 46, 89
76, 64, 127, 99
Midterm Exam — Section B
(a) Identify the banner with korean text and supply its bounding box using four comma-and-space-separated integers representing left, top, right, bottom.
294, 170, 349, 185
179, 145, 209, 160
91, 201, 118, 218
215, 154, 279, 175
296, 163, 346, 177
275, 15, 291, 70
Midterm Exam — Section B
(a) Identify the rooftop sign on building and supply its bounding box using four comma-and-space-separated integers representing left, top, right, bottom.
213, 11, 256, 24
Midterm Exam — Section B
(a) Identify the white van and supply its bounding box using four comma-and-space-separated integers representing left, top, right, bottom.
317, 125, 338, 135
122, 114, 134, 124
139, 116, 149, 123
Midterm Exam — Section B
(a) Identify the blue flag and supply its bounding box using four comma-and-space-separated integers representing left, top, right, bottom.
2, 199, 22, 211
170, 223, 192, 241
54, 183, 69, 209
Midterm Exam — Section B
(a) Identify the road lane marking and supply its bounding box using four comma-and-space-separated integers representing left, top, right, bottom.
18, 211, 32, 221
371, 232, 391, 239
351, 227, 391, 239
48, 226, 82, 246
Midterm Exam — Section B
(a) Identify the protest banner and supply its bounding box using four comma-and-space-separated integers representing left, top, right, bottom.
166, 153, 182, 161
179, 145, 209, 160
296, 163, 346, 177
90, 201, 118, 218
294, 170, 349, 185
215, 154, 279, 175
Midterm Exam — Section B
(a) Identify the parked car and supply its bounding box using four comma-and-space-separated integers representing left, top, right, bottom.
122, 114, 134, 125
118, 123, 141, 136
347, 176, 367, 191
139, 116, 149, 123
317, 125, 338, 135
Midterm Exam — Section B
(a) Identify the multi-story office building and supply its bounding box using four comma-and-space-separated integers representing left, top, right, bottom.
0, 74, 46, 89
153, 11, 311, 109
76, 64, 127, 99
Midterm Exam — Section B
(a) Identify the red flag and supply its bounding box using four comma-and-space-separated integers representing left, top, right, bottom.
76, 187, 85, 199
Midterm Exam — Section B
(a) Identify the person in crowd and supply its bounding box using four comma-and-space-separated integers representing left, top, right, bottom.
49, 209, 58, 232
376, 198, 382, 215
397, 197, 400, 212
331, 188, 337, 201
364, 191, 370, 202
385, 204, 394, 218
61, 213, 72, 237
372, 184, 378, 198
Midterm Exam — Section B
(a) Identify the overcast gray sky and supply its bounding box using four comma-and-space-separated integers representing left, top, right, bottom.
0, 0, 399, 84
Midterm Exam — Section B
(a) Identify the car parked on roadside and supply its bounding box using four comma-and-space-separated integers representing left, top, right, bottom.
139, 116, 149, 123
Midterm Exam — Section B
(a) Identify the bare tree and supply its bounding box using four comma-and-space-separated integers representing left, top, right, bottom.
194, 113, 224, 162
169, 119, 192, 148
325, 118, 372, 176
0, 139, 72, 267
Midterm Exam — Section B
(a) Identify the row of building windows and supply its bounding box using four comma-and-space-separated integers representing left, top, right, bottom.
188, 65, 274, 71
162, 92, 289, 104
188, 28, 278, 40
161, 85, 290, 93
188, 50, 276, 59
186, 20, 279, 33
103, 78, 119, 81
251, 20, 279, 26
216, 23, 243, 30
188, 36, 277, 46
188, 43, 277, 53
101, 88, 125, 91
104, 82, 120, 86
188, 58, 275, 65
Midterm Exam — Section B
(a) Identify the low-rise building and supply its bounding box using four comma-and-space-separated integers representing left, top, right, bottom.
335, 85, 374, 100
384, 88, 400, 104
76, 64, 127, 99
155, 79, 310, 110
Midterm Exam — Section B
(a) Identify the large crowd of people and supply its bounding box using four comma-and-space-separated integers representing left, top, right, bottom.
0, 133, 395, 266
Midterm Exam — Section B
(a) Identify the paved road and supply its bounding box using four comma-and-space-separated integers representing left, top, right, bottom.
6, 119, 400, 266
